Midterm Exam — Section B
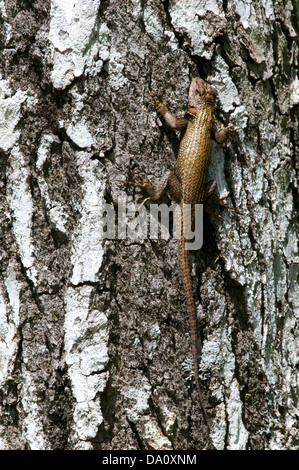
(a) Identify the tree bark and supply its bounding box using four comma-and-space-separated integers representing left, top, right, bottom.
0, 0, 298, 450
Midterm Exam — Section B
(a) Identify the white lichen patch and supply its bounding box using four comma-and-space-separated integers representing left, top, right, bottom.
290, 77, 299, 106
211, 56, 240, 113
0, 264, 21, 388
19, 369, 48, 450
124, 381, 172, 449
0, 78, 38, 283
143, 418, 172, 450
49, 0, 109, 89
36, 134, 69, 234
234, 0, 253, 29
70, 151, 105, 285
235, 0, 274, 30
106, 48, 128, 91
226, 379, 249, 450
66, 119, 94, 149
169, 0, 223, 59
159, 406, 176, 436
201, 293, 249, 450
0, 78, 27, 152
0, 1, 12, 44
143, 3, 164, 38
235, 0, 275, 70
66, 91, 95, 149
6, 146, 38, 285
124, 382, 151, 422
64, 285, 109, 443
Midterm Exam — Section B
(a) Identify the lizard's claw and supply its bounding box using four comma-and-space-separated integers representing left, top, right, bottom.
219, 190, 238, 213
130, 173, 154, 191
223, 124, 238, 140
118, 172, 155, 209
117, 172, 155, 196
215, 124, 238, 144
220, 190, 230, 201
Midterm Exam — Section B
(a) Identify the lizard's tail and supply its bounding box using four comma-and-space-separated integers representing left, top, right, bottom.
177, 237, 210, 429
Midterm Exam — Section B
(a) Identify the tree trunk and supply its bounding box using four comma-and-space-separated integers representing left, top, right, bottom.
0, 0, 298, 450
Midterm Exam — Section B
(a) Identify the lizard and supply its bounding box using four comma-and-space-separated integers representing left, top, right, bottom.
121, 77, 236, 429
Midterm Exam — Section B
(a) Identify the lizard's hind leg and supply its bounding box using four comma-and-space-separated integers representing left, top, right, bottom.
203, 180, 236, 220
118, 170, 182, 205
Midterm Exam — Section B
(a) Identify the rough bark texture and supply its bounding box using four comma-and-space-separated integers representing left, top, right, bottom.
0, 0, 298, 450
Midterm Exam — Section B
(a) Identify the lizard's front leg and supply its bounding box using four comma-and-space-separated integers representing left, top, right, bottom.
151, 93, 189, 131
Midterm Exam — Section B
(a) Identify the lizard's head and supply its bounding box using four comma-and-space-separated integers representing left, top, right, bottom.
188, 77, 216, 112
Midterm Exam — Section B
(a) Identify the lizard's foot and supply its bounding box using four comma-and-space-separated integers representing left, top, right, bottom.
129, 172, 155, 192
150, 92, 168, 116
220, 190, 232, 206
204, 183, 237, 220
118, 170, 179, 205
117, 172, 156, 207
219, 190, 238, 214
214, 124, 238, 144
223, 124, 238, 139
118, 172, 152, 188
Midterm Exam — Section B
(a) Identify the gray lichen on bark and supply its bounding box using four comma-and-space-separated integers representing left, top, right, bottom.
0, 0, 298, 450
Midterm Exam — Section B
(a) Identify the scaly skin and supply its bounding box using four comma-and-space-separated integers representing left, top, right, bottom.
122, 78, 236, 429
174, 79, 217, 429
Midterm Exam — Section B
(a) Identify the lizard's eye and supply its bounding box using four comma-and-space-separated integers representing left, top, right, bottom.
196, 86, 205, 96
